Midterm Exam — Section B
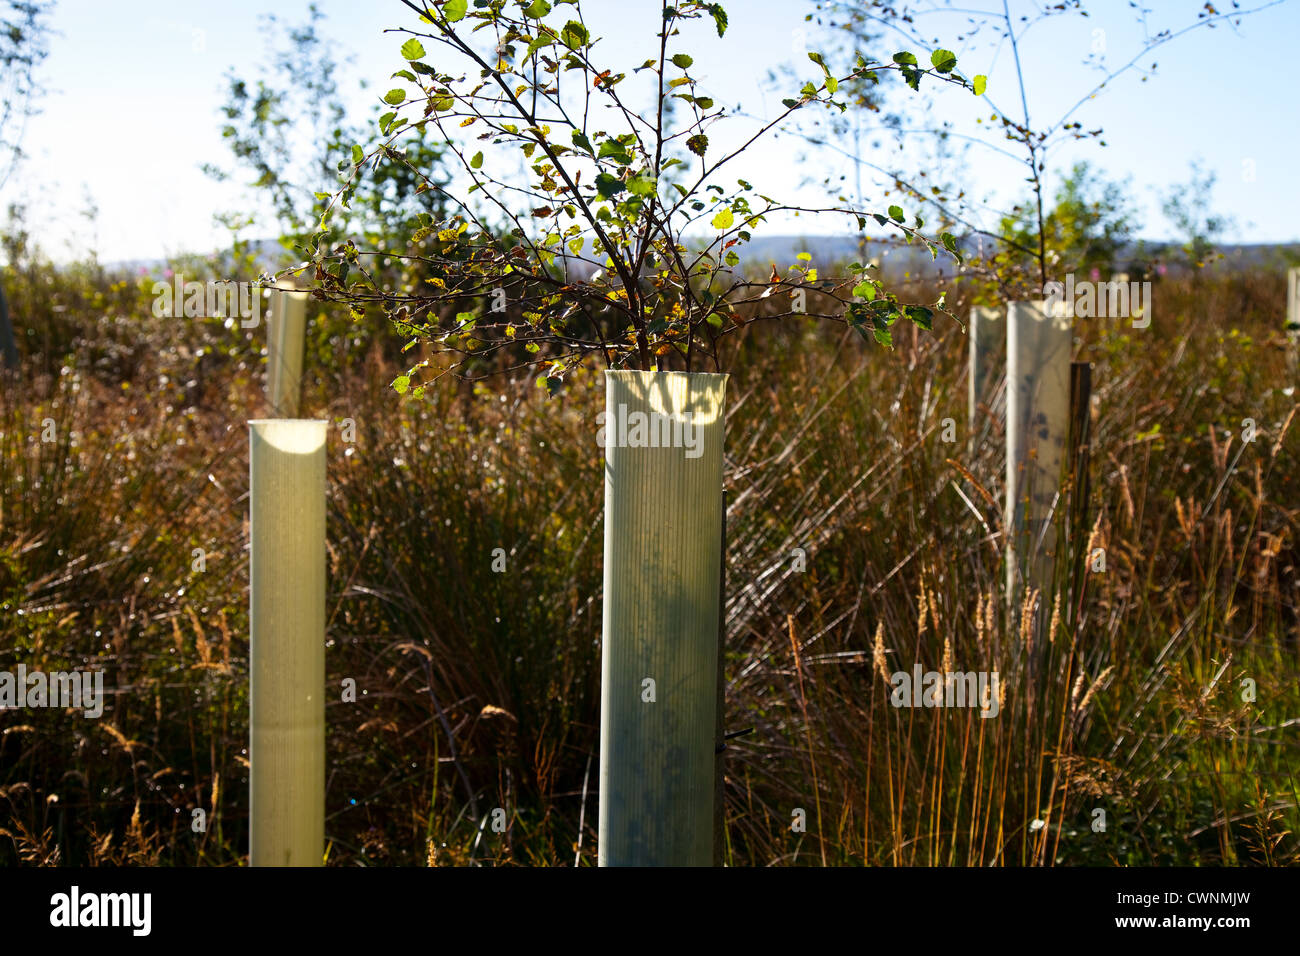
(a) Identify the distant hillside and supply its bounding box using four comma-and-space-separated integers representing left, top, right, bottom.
109, 235, 1300, 282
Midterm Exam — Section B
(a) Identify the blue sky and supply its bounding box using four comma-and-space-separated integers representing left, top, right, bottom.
4, 0, 1296, 263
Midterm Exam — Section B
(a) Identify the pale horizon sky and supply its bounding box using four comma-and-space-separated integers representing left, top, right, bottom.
3, 0, 1297, 265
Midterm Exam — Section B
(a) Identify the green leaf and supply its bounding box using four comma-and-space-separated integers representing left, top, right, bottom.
627, 172, 656, 196
694, 96, 714, 109
825, 76, 838, 94
383, 88, 406, 105
561, 20, 589, 49
930, 48, 956, 73
852, 281, 877, 301
973, 74, 987, 96
392, 374, 411, 395
598, 139, 633, 164
401, 38, 427, 60
706, 3, 728, 37
470, 151, 483, 169
905, 305, 933, 330
711, 206, 734, 229
807, 51, 826, 70
888, 205, 905, 223
671, 53, 693, 68
686, 133, 708, 156
940, 232, 960, 258
873, 326, 893, 347
595, 172, 625, 199
523, 0, 551, 16
351, 144, 364, 165
443, 0, 468, 22
571, 130, 594, 154
391, 69, 416, 82
892, 51, 917, 66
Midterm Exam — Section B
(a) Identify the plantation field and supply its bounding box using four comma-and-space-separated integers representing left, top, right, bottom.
0, 262, 1295, 866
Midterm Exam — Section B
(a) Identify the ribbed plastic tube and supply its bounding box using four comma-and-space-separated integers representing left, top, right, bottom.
268, 288, 308, 418
968, 304, 1006, 445
598, 370, 728, 867
1005, 301, 1072, 602
249, 419, 327, 866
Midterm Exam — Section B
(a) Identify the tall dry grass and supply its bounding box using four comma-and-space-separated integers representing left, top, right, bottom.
0, 260, 1295, 865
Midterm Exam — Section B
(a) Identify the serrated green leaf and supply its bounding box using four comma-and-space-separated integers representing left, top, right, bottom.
351, 144, 364, 164
597, 140, 632, 164
671, 53, 693, 68
595, 172, 625, 199
561, 20, 589, 49
707, 3, 727, 37
905, 305, 933, 330
470, 150, 483, 169
930, 48, 956, 73
888, 205, 905, 222
973, 74, 987, 96
523, 0, 551, 17
571, 130, 593, 153
383, 88, 406, 105
401, 38, 426, 60
443, 0, 468, 22
711, 206, 734, 229
393, 374, 411, 394
627, 172, 656, 196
